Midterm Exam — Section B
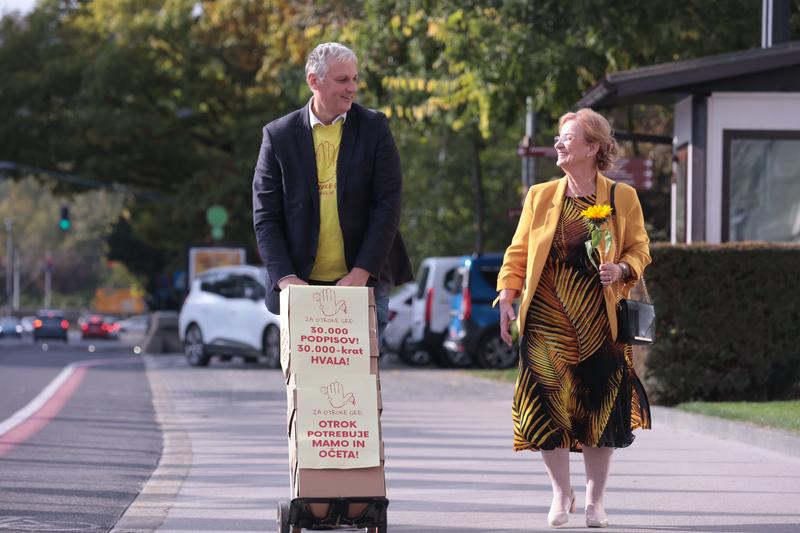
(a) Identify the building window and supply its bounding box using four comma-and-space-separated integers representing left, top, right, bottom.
723, 130, 800, 242
672, 144, 688, 243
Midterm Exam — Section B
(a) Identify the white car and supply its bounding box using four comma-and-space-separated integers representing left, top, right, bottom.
20, 316, 36, 336
382, 282, 431, 366
116, 314, 150, 335
179, 265, 280, 368
408, 256, 463, 367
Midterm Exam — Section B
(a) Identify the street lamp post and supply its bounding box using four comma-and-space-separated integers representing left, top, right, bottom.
13, 248, 20, 311
44, 250, 52, 309
519, 96, 537, 197
4, 218, 12, 316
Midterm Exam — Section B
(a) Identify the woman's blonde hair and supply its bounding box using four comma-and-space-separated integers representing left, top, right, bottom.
559, 108, 618, 171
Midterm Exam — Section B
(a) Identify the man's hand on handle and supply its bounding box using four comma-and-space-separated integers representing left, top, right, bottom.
336, 267, 371, 287
499, 288, 519, 346
278, 267, 371, 291
278, 276, 308, 290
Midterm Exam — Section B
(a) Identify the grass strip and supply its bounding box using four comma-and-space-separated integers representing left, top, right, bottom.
676, 401, 800, 434
469, 368, 518, 384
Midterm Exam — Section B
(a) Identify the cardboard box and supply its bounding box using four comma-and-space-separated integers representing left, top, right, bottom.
280, 286, 378, 382
293, 465, 386, 499
280, 285, 386, 501
289, 420, 386, 499
288, 416, 385, 484
287, 374, 383, 426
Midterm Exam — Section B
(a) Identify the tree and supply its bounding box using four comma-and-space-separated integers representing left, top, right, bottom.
2, 0, 789, 283
0, 176, 129, 307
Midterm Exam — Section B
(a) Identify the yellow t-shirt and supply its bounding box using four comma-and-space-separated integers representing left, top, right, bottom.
309, 121, 349, 281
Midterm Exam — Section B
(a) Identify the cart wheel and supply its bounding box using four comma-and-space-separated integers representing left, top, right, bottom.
277, 500, 290, 533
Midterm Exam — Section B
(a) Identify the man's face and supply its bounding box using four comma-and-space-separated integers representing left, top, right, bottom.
308, 59, 358, 122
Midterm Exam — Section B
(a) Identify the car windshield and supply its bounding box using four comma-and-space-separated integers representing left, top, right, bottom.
37, 311, 64, 319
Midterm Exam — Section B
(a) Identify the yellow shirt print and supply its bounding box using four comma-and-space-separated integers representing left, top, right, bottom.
309, 122, 349, 281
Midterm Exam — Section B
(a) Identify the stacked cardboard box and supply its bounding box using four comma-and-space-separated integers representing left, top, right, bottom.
280, 286, 385, 514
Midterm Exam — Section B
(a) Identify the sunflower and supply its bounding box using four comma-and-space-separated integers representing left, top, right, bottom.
580, 204, 614, 269
580, 204, 613, 224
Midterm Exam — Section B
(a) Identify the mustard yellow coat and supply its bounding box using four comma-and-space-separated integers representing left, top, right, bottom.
497, 173, 651, 341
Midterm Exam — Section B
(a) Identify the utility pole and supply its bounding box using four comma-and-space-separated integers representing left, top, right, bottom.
4, 218, 12, 316
520, 96, 536, 194
13, 248, 20, 311
762, 0, 790, 48
44, 250, 52, 308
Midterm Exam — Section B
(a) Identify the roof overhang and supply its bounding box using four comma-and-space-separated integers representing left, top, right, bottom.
578, 40, 800, 108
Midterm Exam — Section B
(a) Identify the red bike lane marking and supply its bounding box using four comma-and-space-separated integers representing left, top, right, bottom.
0, 358, 139, 457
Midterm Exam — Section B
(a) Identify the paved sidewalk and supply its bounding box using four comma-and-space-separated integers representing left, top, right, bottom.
113, 355, 800, 533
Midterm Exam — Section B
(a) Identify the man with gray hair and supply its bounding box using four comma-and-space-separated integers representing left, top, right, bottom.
252, 42, 413, 341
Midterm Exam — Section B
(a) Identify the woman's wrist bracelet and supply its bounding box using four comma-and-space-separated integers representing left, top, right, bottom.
619, 262, 630, 280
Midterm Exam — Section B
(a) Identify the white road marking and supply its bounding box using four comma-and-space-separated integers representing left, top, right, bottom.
0, 357, 138, 438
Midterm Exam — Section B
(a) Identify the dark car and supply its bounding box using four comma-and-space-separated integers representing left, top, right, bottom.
443, 254, 519, 369
0, 316, 23, 338
79, 314, 120, 340
33, 310, 69, 342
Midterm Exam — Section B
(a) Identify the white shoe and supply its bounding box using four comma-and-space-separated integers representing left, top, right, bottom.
547, 490, 576, 527
585, 504, 609, 528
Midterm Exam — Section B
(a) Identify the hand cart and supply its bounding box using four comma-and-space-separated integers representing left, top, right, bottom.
277, 496, 388, 532
278, 286, 388, 533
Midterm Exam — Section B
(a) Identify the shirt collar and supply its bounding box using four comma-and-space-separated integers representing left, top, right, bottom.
308, 97, 347, 128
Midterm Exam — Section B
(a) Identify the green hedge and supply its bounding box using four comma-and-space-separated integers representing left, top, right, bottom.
645, 242, 800, 405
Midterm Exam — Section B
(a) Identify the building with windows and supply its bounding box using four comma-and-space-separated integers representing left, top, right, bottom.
579, 40, 800, 244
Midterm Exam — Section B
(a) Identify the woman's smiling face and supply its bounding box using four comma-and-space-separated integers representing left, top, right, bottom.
555, 119, 598, 170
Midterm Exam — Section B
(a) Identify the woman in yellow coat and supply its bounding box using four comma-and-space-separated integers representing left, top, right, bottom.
496, 108, 651, 528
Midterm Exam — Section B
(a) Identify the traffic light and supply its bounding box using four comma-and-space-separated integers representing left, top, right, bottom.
59, 205, 71, 231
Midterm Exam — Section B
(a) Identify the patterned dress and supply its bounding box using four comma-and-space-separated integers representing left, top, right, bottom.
513, 195, 651, 452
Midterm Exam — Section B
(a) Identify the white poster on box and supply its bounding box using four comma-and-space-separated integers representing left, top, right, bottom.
283, 286, 371, 375
296, 373, 380, 469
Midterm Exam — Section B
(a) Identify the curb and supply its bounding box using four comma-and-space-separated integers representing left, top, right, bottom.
464, 372, 800, 459
110, 355, 192, 533
651, 405, 800, 458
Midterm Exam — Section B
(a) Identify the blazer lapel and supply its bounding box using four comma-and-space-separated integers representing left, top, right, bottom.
533, 177, 568, 268
296, 108, 319, 211
542, 177, 568, 239
336, 110, 358, 208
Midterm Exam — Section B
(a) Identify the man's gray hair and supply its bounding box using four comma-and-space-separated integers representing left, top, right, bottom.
305, 42, 357, 80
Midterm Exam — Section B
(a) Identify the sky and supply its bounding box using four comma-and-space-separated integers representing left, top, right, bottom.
0, 0, 36, 16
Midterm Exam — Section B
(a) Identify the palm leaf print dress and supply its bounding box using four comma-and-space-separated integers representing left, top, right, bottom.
513, 195, 651, 452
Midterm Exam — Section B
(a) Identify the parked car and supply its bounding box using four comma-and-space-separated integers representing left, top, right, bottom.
33, 309, 69, 343
116, 314, 150, 335
382, 282, 431, 366
20, 316, 36, 336
0, 316, 23, 338
444, 254, 519, 369
408, 256, 462, 367
179, 265, 280, 368
79, 314, 121, 340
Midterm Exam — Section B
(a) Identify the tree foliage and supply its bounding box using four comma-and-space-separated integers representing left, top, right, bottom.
1, 0, 789, 304
0, 177, 129, 307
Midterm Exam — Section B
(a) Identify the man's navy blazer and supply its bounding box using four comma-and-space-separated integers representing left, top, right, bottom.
252, 102, 413, 314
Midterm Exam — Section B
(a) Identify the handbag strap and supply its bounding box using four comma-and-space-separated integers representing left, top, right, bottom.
610, 182, 616, 214
609, 182, 652, 304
